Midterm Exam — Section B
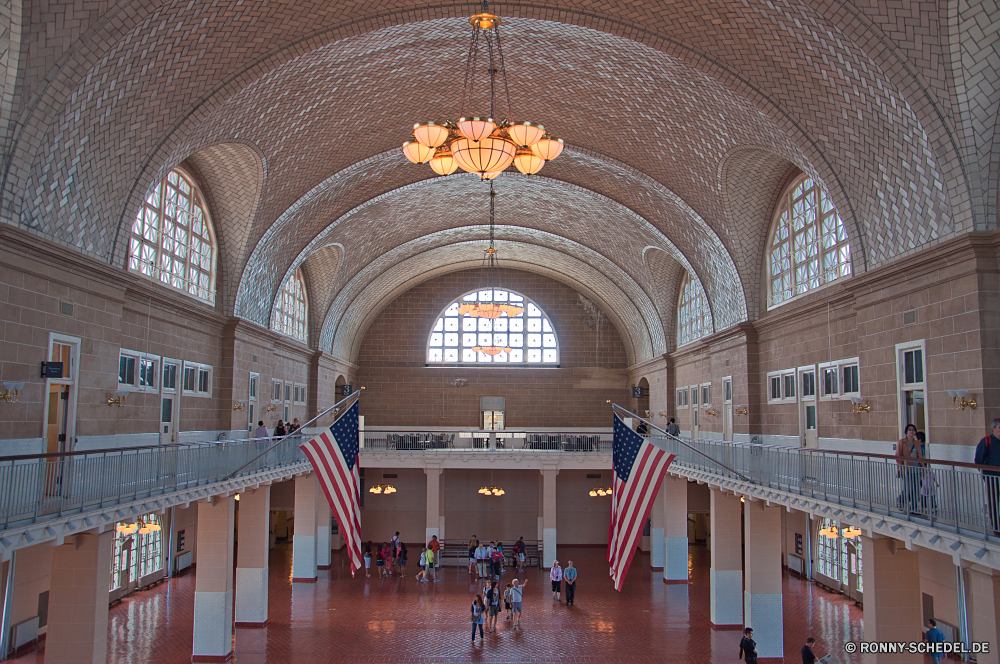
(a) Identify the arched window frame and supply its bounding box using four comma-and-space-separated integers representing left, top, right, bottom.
766, 174, 851, 309
426, 289, 560, 365
677, 273, 712, 347
273, 268, 309, 343
127, 168, 218, 305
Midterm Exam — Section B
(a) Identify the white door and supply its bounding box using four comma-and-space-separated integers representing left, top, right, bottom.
160, 361, 179, 444
723, 378, 733, 441
799, 368, 818, 448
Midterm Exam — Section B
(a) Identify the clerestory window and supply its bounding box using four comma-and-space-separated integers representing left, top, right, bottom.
128, 169, 217, 304
426, 289, 559, 364
272, 268, 308, 343
677, 272, 712, 346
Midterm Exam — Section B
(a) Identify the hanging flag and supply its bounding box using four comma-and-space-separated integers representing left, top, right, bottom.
299, 399, 363, 576
608, 413, 675, 591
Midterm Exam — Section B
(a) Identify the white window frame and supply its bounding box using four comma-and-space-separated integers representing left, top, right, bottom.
118, 349, 161, 393
182, 360, 212, 397
818, 361, 839, 401
161, 358, 180, 394
700, 382, 712, 409
284, 382, 292, 404
798, 365, 817, 401
690, 386, 699, 407
839, 357, 861, 399
293, 383, 306, 405
781, 371, 797, 402
895, 340, 928, 439
272, 379, 283, 404
722, 377, 733, 404
677, 387, 689, 409
767, 371, 783, 404
248, 371, 260, 431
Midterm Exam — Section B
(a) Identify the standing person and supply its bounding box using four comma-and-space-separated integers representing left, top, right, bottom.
896, 424, 924, 510
563, 560, 577, 606
398, 542, 408, 578
254, 421, 269, 439
364, 541, 372, 578
975, 419, 1000, 535
486, 581, 501, 632
495, 541, 506, 575
287, 418, 300, 434
510, 578, 527, 628
376, 543, 386, 578
491, 542, 503, 579
739, 627, 758, 664
924, 619, 945, 664
425, 543, 437, 582
513, 537, 526, 572
429, 535, 441, 574
468, 538, 478, 576
801, 637, 818, 664
550, 560, 563, 601
417, 547, 428, 582
666, 418, 680, 437
476, 541, 488, 579
503, 583, 513, 620
274, 420, 287, 437
390, 532, 400, 575
470, 595, 486, 643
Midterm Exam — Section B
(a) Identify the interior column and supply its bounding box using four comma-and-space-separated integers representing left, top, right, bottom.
650, 487, 665, 569
860, 535, 922, 664
44, 531, 113, 664
541, 468, 559, 568
316, 489, 331, 569
967, 564, 1000, 664
710, 489, 743, 627
663, 475, 689, 582
235, 485, 270, 626
193, 496, 236, 661
292, 473, 318, 582
743, 500, 783, 659
425, 466, 441, 544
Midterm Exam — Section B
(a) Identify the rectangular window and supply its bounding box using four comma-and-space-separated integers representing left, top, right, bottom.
273, 380, 282, 402
769, 375, 782, 402
903, 348, 924, 385
162, 364, 177, 391
691, 387, 699, 406
822, 367, 838, 397
701, 384, 710, 405
119, 356, 135, 386
182, 361, 212, 396
249, 373, 258, 399
198, 369, 209, 394
724, 379, 732, 403
842, 364, 859, 395
183, 367, 196, 392
784, 374, 796, 399
284, 383, 291, 402
801, 371, 815, 398
677, 389, 685, 408
118, 350, 160, 391
139, 358, 156, 388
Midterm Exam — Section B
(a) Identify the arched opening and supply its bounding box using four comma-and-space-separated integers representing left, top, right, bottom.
636, 377, 651, 426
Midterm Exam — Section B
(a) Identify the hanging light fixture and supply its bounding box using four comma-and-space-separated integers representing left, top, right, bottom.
589, 487, 613, 497
842, 526, 862, 539
819, 524, 839, 539
402, 1, 564, 178
478, 470, 504, 496
368, 484, 397, 494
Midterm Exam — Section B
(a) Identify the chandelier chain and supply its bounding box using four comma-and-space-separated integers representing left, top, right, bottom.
493, 23, 514, 121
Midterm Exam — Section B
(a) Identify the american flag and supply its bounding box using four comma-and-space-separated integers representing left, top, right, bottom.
299, 399, 363, 576
608, 413, 675, 591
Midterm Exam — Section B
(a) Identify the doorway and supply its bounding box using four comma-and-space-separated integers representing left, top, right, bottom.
690, 387, 699, 438
798, 367, 817, 448
722, 377, 733, 442
160, 360, 179, 445
483, 410, 504, 430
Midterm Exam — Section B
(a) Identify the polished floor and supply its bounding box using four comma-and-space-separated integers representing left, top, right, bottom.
17, 543, 869, 663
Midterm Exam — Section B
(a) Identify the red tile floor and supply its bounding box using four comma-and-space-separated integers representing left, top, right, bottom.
17, 544, 873, 663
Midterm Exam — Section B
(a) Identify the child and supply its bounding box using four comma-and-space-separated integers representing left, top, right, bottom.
364, 542, 372, 578
417, 547, 428, 582
504, 583, 513, 620
921, 467, 939, 515
376, 543, 385, 578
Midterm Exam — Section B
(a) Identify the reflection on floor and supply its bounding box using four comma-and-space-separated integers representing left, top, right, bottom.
15, 543, 869, 663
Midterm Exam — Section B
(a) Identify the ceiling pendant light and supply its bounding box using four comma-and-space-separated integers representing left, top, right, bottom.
429, 146, 459, 175
402, 1, 564, 178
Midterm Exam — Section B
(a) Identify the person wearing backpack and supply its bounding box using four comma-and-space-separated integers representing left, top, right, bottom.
976, 419, 1000, 535
485, 581, 501, 632
491, 543, 503, 579
513, 537, 526, 572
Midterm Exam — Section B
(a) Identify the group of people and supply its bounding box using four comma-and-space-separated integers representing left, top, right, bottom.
471, 578, 528, 641
547, 560, 577, 605
253, 418, 300, 438
362, 532, 409, 579
468, 536, 529, 578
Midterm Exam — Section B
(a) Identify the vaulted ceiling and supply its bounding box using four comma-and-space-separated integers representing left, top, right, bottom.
1, 0, 994, 364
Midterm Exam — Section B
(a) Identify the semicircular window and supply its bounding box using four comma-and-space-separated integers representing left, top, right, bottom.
426, 289, 559, 365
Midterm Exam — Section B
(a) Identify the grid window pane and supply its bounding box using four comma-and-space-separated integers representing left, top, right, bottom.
272, 268, 308, 342
677, 272, 713, 346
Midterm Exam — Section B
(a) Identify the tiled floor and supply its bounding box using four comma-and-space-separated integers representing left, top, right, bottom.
17, 544, 868, 663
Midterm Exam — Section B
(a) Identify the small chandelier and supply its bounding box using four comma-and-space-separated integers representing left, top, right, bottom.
116, 519, 161, 536
478, 485, 505, 496
589, 487, 613, 497
402, 1, 564, 179
369, 484, 397, 494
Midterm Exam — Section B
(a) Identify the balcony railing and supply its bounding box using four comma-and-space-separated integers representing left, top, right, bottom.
658, 435, 999, 540
361, 431, 612, 452
0, 434, 309, 530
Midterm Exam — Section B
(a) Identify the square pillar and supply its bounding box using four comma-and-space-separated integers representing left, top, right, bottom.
236, 486, 270, 626
710, 489, 742, 627
743, 501, 783, 659
316, 489, 331, 569
425, 466, 441, 544
663, 475, 689, 582
860, 535, 922, 664
541, 468, 559, 568
292, 473, 318, 582
967, 565, 1000, 664
44, 531, 113, 664
193, 496, 236, 661
650, 487, 665, 569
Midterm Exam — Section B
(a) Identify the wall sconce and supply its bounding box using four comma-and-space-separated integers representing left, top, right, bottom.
850, 396, 870, 413
265, 404, 277, 413
948, 390, 977, 410
734, 405, 748, 416
703, 406, 717, 417
1, 382, 25, 403
107, 389, 129, 407
657, 411, 669, 418
233, 401, 247, 412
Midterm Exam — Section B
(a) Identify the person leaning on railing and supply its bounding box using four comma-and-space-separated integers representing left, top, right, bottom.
975, 418, 1000, 536
895, 424, 924, 512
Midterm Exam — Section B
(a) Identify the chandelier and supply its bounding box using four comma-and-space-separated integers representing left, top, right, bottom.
478, 485, 505, 496
819, 524, 861, 539
116, 519, 161, 535
401, 1, 564, 178
589, 487, 613, 497
369, 484, 397, 494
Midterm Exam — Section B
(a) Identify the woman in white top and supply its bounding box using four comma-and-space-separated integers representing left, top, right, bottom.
550, 560, 563, 601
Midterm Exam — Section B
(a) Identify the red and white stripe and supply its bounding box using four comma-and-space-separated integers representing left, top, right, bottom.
608, 444, 675, 591
301, 429, 363, 576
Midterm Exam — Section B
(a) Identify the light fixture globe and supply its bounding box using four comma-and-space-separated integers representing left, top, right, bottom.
457, 117, 497, 142
402, 140, 435, 164
530, 136, 564, 161
507, 121, 545, 147
412, 122, 450, 147
429, 146, 459, 175
513, 147, 545, 175
451, 135, 517, 174
479, 170, 502, 180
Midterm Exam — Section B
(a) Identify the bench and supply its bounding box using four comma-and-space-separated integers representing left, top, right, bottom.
438, 539, 543, 569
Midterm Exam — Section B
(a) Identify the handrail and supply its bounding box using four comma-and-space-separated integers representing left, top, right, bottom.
0, 439, 226, 463
224, 391, 360, 479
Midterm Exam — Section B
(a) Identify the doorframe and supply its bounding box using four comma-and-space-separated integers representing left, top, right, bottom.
895, 339, 929, 449
797, 364, 818, 448
42, 333, 81, 452
722, 376, 733, 441
160, 357, 181, 444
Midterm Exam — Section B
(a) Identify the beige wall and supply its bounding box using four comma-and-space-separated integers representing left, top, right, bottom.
10, 541, 52, 635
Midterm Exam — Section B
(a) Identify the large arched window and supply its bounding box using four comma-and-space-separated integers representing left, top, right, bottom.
767, 175, 851, 308
677, 273, 712, 346
426, 289, 559, 364
273, 268, 308, 342
128, 169, 217, 304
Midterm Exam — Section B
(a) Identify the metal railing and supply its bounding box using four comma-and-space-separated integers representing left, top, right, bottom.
362, 431, 611, 452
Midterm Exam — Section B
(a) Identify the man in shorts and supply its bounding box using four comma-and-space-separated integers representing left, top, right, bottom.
510, 577, 528, 628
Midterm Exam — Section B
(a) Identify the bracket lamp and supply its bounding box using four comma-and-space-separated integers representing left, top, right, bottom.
703, 406, 717, 417
266, 404, 277, 413
1, 382, 26, 403
107, 390, 129, 407
734, 405, 748, 416
850, 396, 870, 413
657, 411, 669, 418
947, 390, 977, 410
233, 401, 247, 411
